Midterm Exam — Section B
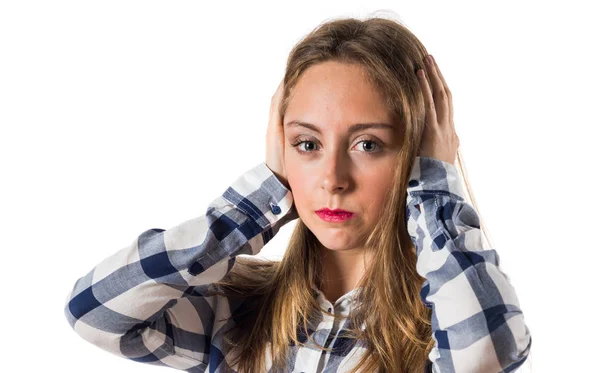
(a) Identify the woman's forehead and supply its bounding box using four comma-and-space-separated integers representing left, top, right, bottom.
285, 62, 393, 130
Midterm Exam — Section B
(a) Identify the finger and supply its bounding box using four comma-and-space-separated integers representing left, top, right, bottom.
424, 55, 449, 125
272, 79, 284, 105
430, 56, 454, 128
270, 80, 284, 126
417, 68, 438, 127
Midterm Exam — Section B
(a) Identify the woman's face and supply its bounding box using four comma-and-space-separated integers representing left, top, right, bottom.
283, 61, 403, 253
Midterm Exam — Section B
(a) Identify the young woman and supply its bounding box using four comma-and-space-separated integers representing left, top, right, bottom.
64, 17, 532, 373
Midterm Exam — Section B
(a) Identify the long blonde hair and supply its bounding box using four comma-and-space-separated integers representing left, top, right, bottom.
204, 14, 494, 373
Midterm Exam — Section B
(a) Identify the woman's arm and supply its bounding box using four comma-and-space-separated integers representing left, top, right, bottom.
406, 156, 532, 373
63, 162, 298, 370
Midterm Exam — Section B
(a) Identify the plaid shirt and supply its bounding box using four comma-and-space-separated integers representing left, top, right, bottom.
64, 156, 532, 372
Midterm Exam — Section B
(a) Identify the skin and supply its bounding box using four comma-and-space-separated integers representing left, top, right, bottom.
265, 54, 459, 304
282, 61, 404, 304
416, 55, 460, 165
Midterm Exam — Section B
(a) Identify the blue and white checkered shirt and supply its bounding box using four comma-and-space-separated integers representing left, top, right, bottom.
64, 156, 532, 372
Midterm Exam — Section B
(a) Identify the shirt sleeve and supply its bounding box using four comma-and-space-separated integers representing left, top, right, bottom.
63, 162, 298, 371
405, 156, 532, 373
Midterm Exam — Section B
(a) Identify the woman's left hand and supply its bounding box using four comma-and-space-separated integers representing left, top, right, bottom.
416, 54, 460, 165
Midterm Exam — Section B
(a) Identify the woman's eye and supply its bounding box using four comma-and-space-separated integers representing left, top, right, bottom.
291, 139, 381, 155
295, 140, 319, 153
358, 140, 380, 153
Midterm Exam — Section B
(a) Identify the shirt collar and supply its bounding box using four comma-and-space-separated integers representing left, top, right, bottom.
311, 282, 361, 315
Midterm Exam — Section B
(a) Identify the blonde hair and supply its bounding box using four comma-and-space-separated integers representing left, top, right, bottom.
205, 14, 495, 373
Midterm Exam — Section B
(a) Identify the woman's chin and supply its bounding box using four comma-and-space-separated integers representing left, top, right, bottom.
314, 230, 358, 252
302, 213, 363, 251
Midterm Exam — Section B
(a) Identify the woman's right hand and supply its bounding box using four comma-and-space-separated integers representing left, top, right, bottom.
265, 79, 290, 189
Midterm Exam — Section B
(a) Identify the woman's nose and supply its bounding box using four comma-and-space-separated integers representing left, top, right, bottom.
320, 151, 350, 192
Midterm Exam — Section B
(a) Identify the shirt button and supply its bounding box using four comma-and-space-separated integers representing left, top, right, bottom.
270, 202, 281, 215
408, 179, 419, 187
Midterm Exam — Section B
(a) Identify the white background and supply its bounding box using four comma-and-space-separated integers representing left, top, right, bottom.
1, 1, 597, 372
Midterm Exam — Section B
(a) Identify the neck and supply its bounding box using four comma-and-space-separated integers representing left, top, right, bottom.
318, 244, 372, 304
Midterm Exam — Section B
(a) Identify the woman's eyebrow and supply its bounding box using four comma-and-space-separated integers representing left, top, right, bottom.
285, 120, 394, 134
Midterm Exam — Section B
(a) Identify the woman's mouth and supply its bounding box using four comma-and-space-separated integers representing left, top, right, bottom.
315, 209, 355, 222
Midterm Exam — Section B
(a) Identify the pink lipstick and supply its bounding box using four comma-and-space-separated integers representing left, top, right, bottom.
315, 208, 355, 222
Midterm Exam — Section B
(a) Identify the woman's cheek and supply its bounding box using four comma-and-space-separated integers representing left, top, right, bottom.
284, 155, 298, 187
287, 166, 315, 216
